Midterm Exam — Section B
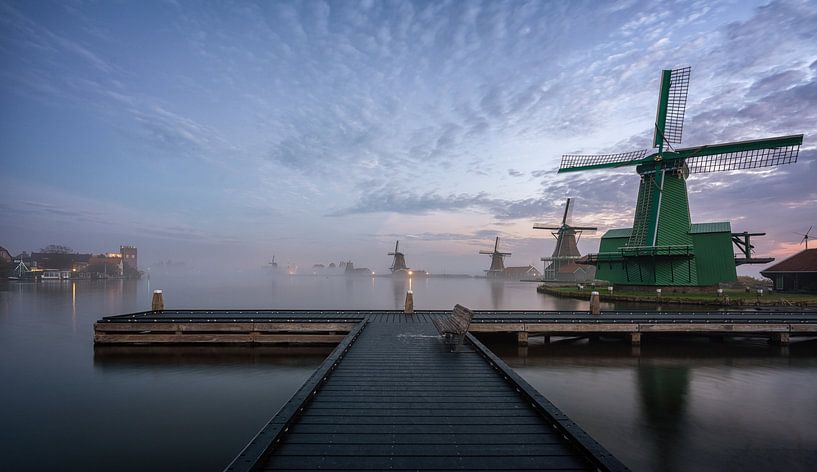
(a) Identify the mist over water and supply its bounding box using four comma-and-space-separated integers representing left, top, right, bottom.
1, 275, 816, 471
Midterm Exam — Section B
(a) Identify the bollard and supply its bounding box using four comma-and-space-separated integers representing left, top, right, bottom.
607, 286, 614, 293
404, 290, 414, 314
151, 289, 164, 311
590, 291, 601, 316
717, 288, 723, 297
656, 288, 662, 300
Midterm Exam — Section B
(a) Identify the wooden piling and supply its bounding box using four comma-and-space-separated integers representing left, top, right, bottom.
590, 291, 600, 315
627, 332, 641, 346
151, 290, 164, 311
517, 331, 528, 346
404, 290, 414, 314
770, 332, 790, 345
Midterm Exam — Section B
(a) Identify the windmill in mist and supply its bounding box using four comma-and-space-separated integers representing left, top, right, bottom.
534, 198, 597, 282
387, 240, 428, 277
479, 237, 512, 278
388, 241, 409, 273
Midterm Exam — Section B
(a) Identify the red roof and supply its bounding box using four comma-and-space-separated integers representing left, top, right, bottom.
761, 249, 817, 273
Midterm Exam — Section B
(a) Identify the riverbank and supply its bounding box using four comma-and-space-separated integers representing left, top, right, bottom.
538, 285, 817, 307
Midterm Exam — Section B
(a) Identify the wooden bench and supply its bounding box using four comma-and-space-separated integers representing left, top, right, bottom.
431, 304, 474, 351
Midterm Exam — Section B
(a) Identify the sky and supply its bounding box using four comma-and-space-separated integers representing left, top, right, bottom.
1, 0, 815, 276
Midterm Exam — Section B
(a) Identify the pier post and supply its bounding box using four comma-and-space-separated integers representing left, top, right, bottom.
626, 332, 641, 346
151, 289, 164, 311
770, 332, 790, 345
589, 291, 601, 315
404, 290, 414, 314
517, 331, 528, 347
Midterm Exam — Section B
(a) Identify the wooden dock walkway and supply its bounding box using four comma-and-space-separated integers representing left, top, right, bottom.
95, 309, 817, 346
226, 314, 626, 471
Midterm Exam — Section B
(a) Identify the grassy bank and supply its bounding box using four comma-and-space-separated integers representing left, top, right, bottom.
538, 285, 817, 307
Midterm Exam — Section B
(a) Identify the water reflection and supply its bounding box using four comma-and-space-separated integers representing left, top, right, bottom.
637, 366, 689, 471
3, 275, 817, 471
489, 280, 504, 309
490, 337, 817, 472
94, 345, 332, 369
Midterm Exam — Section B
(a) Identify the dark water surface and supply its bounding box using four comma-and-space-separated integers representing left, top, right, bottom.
1, 274, 815, 471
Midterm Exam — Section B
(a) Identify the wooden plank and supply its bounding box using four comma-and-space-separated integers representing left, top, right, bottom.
282, 433, 563, 445
288, 424, 554, 435
252, 322, 357, 332
93, 322, 179, 332
637, 323, 790, 333
93, 333, 347, 344
264, 455, 589, 470
275, 443, 575, 456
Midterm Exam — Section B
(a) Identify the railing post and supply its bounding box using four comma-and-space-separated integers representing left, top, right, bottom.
404, 290, 414, 314
151, 289, 164, 311
590, 291, 600, 316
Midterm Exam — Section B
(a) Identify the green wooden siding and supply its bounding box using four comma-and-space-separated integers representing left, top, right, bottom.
691, 230, 737, 285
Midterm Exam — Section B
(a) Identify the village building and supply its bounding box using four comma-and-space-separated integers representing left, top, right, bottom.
760, 249, 817, 293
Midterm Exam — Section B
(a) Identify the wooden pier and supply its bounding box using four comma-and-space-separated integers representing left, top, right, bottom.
95, 309, 817, 346
93, 308, 817, 470
224, 314, 626, 471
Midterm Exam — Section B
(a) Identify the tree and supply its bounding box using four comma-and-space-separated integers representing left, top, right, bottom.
40, 245, 74, 254
82, 262, 122, 277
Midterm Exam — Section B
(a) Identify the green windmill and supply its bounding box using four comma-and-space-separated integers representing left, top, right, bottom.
560, 67, 804, 287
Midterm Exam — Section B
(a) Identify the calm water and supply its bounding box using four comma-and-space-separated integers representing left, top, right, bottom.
1, 274, 815, 471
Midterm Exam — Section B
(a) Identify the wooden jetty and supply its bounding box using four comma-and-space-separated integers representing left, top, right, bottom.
95, 309, 817, 346
93, 308, 817, 470
224, 313, 626, 471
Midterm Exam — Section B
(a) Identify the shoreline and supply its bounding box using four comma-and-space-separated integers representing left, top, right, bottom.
538, 284, 817, 307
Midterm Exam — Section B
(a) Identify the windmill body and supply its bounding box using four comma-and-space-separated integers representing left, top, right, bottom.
559, 67, 803, 287
534, 198, 597, 282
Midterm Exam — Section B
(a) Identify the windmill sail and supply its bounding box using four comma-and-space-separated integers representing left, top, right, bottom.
559, 149, 648, 173
654, 66, 691, 147
680, 135, 802, 173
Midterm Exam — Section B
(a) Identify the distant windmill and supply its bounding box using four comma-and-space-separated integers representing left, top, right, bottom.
558, 66, 803, 286
795, 226, 813, 249
11, 259, 30, 279
533, 198, 597, 281
268, 255, 278, 270
388, 241, 409, 273
479, 236, 512, 277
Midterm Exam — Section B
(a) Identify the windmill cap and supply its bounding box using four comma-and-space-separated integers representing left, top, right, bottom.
153, 289, 163, 294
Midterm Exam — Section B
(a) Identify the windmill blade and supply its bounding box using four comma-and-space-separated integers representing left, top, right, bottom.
494, 236, 500, 252
533, 224, 561, 230
479, 250, 495, 255
561, 198, 572, 225
679, 134, 803, 174
571, 226, 598, 231
558, 149, 649, 173
654, 66, 691, 147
